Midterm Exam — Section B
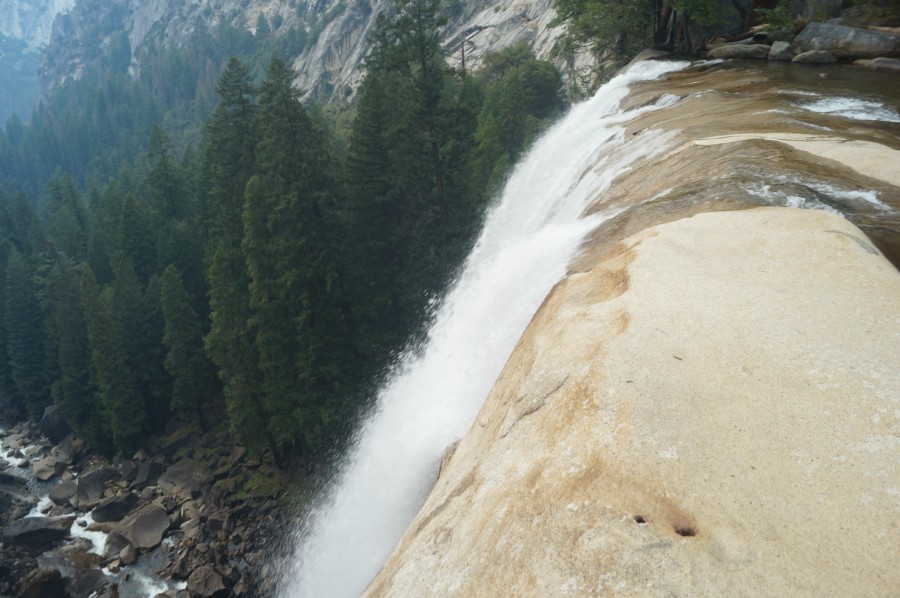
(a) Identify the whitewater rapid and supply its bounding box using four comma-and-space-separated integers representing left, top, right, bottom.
278, 59, 691, 598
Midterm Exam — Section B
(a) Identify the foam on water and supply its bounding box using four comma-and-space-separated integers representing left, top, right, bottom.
278, 59, 691, 598
794, 97, 900, 123
71, 513, 108, 554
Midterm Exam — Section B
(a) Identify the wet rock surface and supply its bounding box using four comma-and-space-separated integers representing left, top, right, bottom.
1, 516, 75, 553
793, 21, 900, 58
1, 421, 291, 597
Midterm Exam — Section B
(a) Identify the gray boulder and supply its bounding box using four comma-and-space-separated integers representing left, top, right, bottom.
117, 504, 170, 549
1, 516, 75, 552
17, 567, 68, 598
48, 479, 77, 505
39, 405, 71, 443
31, 456, 66, 481
158, 460, 205, 500
768, 40, 795, 61
119, 543, 137, 566
91, 492, 140, 523
120, 459, 137, 482
70, 568, 108, 598
855, 56, 900, 73
102, 531, 130, 559
187, 565, 227, 597
793, 49, 837, 63
793, 22, 900, 58
709, 43, 770, 59
132, 461, 165, 489
75, 466, 121, 509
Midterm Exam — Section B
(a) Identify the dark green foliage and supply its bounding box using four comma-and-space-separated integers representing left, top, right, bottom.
202, 58, 277, 457
160, 265, 214, 430
4, 249, 49, 418
474, 43, 564, 192
80, 265, 148, 454
551, 0, 657, 62
345, 0, 484, 370
36, 253, 108, 452
244, 55, 352, 453
0, 1, 567, 470
43, 174, 91, 261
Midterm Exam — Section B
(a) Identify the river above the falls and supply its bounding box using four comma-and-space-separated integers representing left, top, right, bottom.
575, 59, 900, 272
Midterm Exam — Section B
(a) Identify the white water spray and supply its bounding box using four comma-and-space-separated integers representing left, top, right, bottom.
279, 59, 690, 598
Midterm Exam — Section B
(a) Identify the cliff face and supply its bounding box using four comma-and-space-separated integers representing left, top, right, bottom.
0, 0, 74, 122
290, 0, 565, 98
365, 206, 900, 597
0, 0, 75, 49
38, 0, 570, 100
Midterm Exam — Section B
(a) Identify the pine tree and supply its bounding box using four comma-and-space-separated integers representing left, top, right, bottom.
243, 54, 349, 456
42, 174, 90, 262
80, 265, 148, 453
160, 265, 214, 430
345, 0, 482, 367
37, 253, 107, 449
4, 249, 49, 419
203, 57, 279, 458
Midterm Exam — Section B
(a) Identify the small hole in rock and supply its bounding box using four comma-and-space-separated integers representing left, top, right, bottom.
633, 515, 646, 524
675, 525, 697, 537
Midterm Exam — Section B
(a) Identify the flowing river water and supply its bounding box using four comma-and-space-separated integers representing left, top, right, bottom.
278, 58, 899, 598
0, 427, 186, 596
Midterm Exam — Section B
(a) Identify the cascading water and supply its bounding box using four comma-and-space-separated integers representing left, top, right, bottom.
278, 59, 691, 598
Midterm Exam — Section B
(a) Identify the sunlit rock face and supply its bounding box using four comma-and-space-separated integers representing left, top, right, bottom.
365, 206, 900, 597
39, 0, 576, 100
290, 0, 574, 99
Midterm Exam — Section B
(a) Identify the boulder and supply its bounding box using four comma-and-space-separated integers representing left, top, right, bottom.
205, 511, 230, 540
229, 446, 247, 468
119, 543, 137, 566
709, 43, 770, 59
120, 460, 137, 482
793, 49, 837, 63
158, 461, 204, 501
366, 209, 900, 597
17, 567, 68, 598
70, 568, 108, 598
91, 492, 140, 523
768, 40, 794, 60
792, 21, 900, 58
187, 565, 227, 597
54, 436, 76, 465
39, 406, 71, 443
854, 56, 900, 73
117, 504, 170, 550
627, 49, 671, 65
50, 480, 78, 505
75, 466, 121, 509
31, 457, 66, 481
132, 461, 165, 490
103, 532, 130, 559
1, 516, 75, 553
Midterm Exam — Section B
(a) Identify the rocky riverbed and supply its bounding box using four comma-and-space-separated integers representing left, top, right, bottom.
0, 410, 291, 597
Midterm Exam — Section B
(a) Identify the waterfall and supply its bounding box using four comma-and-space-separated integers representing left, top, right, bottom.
278, 58, 690, 598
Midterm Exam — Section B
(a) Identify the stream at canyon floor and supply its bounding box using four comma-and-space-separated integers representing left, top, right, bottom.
1, 424, 187, 596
